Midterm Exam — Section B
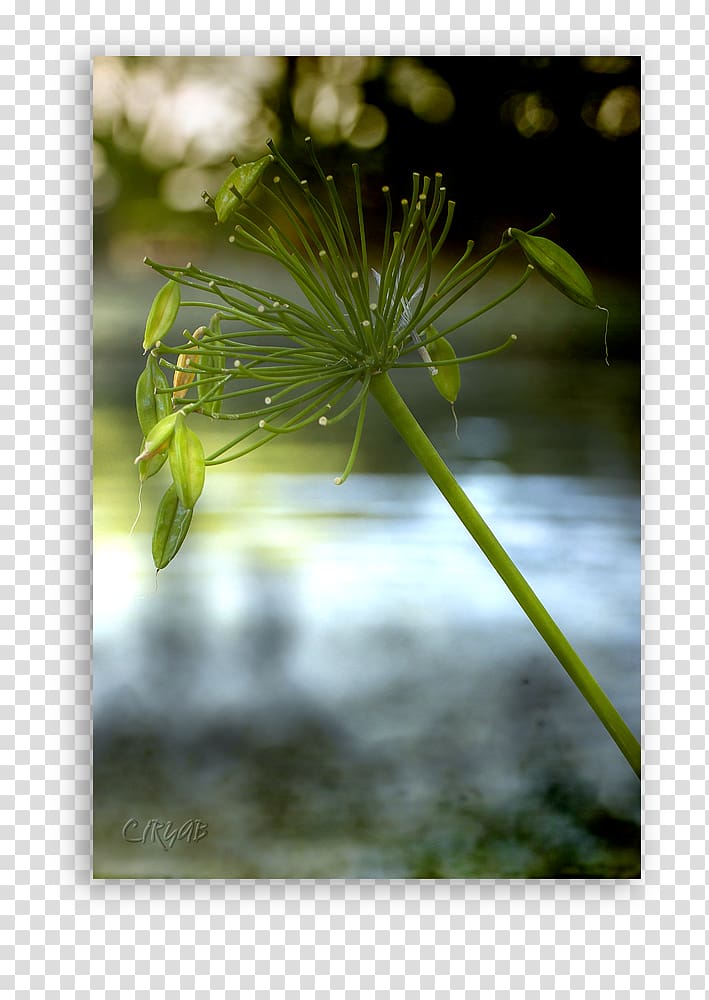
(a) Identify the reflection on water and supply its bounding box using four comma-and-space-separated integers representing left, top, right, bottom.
94, 458, 640, 877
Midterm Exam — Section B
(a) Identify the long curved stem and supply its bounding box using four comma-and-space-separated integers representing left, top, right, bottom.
369, 371, 641, 779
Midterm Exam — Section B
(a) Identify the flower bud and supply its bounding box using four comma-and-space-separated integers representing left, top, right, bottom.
172, 350, 197, 399
134, 410, 178, 464
214, 154, 275, 224
136, 353, 172, 437
168, 412, 205, 508
137, 441, 168, 483
143, 280, 181, 351
426, 329, 461, 404
173, 327, 207, 400
152, 483, 194, 571
508, 229, 597, 309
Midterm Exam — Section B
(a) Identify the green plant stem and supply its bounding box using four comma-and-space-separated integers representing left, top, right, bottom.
369, 371, 641, 779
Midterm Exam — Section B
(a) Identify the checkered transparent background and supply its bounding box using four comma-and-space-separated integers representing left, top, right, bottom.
2, 2, 706, 996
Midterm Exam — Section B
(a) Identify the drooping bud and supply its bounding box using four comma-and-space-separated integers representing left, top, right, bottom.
136, 353, 172, 437
134, 410, 178, 464
138, 446, 168, 483
213, 154, 275, 224
152, 482, 194, 571
508, 229, 597, 309
168, 412, 205, 508
143, 280, 181, 351
426, 331, 461, 404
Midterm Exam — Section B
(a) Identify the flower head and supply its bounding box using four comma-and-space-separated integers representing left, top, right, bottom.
137, 139, 596, 568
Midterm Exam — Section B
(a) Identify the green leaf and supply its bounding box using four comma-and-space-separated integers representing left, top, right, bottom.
427, 331, 461, 403
214, 154, 274, 224
152, 483, 193, 571
508, 229, 597, 309
143, 280, 181, 351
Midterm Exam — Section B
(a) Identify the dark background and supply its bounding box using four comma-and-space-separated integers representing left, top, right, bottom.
94, 55, 640, 280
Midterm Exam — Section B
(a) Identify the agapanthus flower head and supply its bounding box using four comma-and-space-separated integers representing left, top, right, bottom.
137, 139, 599, 569
131, 143, 641, 789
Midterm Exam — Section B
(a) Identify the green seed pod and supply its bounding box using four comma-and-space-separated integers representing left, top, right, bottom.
426, 329, 461, 404
214, 154, 274, 224
134, 410, 178, 465
508, 229, 597, 309
143, 279, 181, 351
152, 482, 194, 571
136, 353, 172, 437
168, 412, 205, 508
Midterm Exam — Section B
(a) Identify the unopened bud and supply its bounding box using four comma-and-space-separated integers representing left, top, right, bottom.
143, 280, 180, 351
168, 412, 205, 508
134, 411, 179, 464
508, 229, 597, 310
213, 154, 274, 223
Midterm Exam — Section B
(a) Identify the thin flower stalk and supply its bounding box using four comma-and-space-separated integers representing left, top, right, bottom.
136, 140, 639, 778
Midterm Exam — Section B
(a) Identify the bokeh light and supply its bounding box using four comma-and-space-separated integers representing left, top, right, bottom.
582, 85, 641, 139
501, 90, 559, 138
